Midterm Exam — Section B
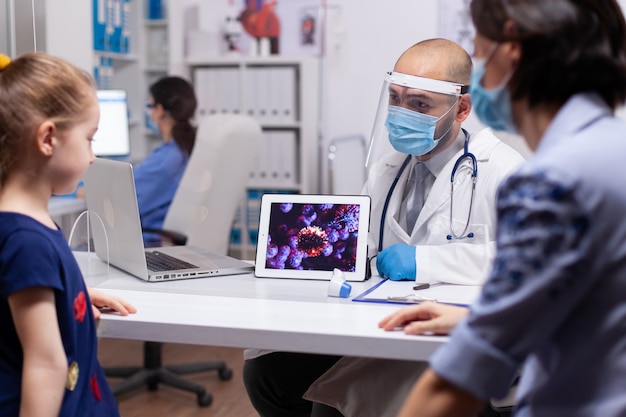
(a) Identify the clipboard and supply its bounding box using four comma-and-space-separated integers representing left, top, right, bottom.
352, 279, 481, 307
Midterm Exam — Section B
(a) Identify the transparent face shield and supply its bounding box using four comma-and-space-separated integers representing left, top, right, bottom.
365, 71, 468, 168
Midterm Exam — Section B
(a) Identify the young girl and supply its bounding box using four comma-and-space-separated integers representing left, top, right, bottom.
0, 52, 136, 416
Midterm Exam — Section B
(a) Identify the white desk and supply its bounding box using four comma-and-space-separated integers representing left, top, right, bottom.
77, 252, 446, 361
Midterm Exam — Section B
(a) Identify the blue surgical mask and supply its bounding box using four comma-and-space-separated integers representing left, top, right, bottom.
470, 51, 517, 134
385, 105, 455, 156
144, 108, 160, 136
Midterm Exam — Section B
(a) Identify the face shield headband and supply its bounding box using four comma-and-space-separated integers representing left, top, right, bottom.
366, 72, 468, 167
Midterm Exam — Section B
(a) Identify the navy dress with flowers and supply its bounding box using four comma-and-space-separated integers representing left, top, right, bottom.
0, 213, 119, 416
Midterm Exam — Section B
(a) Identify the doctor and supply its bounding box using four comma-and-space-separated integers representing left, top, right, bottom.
243, 38, 524, 417
369, 38, 525, 284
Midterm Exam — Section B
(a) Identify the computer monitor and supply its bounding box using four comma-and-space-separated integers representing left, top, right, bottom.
92, 90, 131, 158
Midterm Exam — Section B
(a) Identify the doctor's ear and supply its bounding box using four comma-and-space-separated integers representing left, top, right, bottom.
455, 94, 472, 123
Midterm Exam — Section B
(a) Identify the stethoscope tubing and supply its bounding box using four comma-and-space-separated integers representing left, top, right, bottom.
378, 129, 476, 252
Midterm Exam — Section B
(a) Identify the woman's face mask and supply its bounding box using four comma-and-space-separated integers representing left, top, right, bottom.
470, 43, 517, 133
144, 106, 161, 136
385, 102, 456, 156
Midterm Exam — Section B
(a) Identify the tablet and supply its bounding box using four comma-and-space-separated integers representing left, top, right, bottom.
254, 194, 371, 281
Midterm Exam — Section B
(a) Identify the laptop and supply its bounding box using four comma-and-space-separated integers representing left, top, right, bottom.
254, 193, 371, 282
82, 158, 254, 282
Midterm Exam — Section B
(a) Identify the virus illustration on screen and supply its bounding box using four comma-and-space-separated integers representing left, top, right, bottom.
332, 204, 360, 232
266, 202, 359, 272
297, 225, 328, 257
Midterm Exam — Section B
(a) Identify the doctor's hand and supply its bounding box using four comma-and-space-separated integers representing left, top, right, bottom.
378, 302, 469, 335
376, 243, 416, 280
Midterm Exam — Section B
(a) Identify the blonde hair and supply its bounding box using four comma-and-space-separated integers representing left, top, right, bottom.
0, 52, 95, 182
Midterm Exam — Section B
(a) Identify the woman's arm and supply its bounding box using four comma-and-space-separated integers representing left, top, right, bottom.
379, 301, 470, 335
397, 368, 485, 417
9, 287, 67, 417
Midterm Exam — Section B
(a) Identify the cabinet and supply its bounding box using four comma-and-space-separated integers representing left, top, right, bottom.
188, 57, 320, 259
92, 0, 172, 160
140, 14, 170, 153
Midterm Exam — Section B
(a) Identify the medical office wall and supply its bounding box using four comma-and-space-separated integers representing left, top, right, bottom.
171, 0, 441, 195
0, 0, 92, 72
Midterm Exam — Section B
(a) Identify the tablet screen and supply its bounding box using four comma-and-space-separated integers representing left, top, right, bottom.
255, 194, 371, 281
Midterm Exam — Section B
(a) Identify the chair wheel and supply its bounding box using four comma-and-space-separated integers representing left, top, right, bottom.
197, 392, 213, 407
219, 368, 233, 380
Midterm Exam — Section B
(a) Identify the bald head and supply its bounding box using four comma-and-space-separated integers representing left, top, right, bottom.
395, 38, 472, 86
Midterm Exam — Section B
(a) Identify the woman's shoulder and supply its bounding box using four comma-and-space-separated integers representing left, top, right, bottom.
135, 141, 187, 173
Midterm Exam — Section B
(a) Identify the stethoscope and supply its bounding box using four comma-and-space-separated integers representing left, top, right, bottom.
378, 129, 477, 252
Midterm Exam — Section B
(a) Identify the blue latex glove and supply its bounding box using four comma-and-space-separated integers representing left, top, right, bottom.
376, 243, 416, 281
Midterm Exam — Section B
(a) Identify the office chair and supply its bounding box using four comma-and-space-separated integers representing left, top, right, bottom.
327, 134, 367, 194
105, 113, 263, 406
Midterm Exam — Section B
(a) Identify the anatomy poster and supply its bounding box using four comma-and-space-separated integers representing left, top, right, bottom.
237, 0, 323, 56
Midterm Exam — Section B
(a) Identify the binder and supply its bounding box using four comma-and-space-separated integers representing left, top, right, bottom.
194, 69, 217, 117
105, 0, 116, 52
121, 0, 131, 54
246, 189, 263, 245
226, 67, 241, 114
93, 0, 107, 51
256, 67, 270, 122
274, 130, 298, 186
279, 66, 297, 123
111, 0, 123, 53
244, 67, 257, 118
256, 130, 272, 183
267, 67, 282, 123
230, 204, 243, 245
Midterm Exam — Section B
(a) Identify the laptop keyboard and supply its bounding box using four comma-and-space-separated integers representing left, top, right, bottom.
145, 251, 199, 272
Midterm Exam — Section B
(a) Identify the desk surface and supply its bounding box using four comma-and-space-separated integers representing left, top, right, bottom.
78, 252, 446, 361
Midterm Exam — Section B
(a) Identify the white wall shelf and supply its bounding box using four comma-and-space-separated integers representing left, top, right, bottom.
95, 51, 140, 62
188, 57, 320, 259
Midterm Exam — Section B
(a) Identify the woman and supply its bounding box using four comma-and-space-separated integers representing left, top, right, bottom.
137, 76, 197, 243
390, 0, 626, 416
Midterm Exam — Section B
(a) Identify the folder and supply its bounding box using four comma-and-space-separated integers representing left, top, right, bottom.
194, 68, 216, 117
273, 130, 298, 186
244, 67, 257, 118
111, 0, 123, 53
226, 67, 241, 114
267, 67, 282, 124
121, 0, 131, 54
93, 0, 107, 51
352, 279, 481, 307
267, 131, 280, 183
254, 130, 272, 184
256, 67, 270, 122
279, 66, 297, 123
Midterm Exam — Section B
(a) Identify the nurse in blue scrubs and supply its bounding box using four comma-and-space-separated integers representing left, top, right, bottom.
138, 76, 197, 243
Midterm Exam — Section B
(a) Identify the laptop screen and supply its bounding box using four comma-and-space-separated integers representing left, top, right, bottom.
92, 90, 131, 157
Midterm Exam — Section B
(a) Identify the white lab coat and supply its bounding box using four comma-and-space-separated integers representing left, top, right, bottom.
302, 129, 526, 417
366, 127, 525, 285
